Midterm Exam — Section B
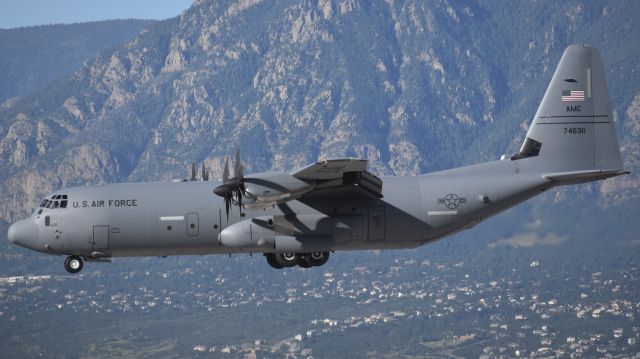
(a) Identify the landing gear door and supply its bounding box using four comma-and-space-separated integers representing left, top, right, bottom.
368, 206, 385, 241
92, 225, 109, 251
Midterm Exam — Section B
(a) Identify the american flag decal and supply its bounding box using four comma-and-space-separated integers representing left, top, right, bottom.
562, 90, 585, 102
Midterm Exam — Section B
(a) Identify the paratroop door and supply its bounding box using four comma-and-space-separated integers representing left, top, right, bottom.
92, 225, 109, 251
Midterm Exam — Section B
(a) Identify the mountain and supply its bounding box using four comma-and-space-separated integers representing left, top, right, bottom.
0, 0, 639, 224
0, 19, 155, 104
1, 3, 639, 357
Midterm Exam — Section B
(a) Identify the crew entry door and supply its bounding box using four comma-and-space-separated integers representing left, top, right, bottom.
93, 225, 109, 251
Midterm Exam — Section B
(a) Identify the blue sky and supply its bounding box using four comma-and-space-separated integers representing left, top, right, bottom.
0, 0, 193, 29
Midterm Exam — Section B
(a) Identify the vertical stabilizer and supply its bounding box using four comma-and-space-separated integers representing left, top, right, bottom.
513, 45, 624, 175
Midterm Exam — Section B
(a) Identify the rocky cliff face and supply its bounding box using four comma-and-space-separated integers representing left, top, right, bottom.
1, 0, 639, 221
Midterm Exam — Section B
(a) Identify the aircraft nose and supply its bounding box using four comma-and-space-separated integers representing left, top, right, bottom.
8, 218, 39, 249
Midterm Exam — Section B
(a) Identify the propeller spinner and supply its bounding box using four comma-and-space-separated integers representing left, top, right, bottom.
213, 149, 245, 220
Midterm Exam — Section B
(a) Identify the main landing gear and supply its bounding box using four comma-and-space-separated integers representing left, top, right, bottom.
64, 255, 83, 274
264, 252, 330, 269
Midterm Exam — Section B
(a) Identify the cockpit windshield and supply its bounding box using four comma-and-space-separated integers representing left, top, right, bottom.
39, 194, 68, 209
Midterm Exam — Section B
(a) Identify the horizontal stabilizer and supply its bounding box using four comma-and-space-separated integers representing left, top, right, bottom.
543, 169, 629, 183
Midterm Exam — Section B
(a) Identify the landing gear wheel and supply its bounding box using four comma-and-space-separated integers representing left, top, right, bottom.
64, 255, 83, 274
298, 254, 312, 269
265, 253, 284, 269
274, 253, 298, 268
306, 251, 330, 267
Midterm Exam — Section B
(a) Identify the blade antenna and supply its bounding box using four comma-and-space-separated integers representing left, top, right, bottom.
191, 162, 196, 181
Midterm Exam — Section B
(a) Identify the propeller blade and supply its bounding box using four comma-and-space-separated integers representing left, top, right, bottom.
215, 149, 246, 221
223, 156, 230, 183
201, 162, 206, 181
225, 195, 230, 220
235, 148, 244, 179
191, 162, 196, 181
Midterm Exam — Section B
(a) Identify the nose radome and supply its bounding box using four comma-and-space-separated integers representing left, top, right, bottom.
7, 219, 39, 249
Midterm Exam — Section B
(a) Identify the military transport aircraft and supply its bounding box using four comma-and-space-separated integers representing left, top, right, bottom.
7, 45, 628, 273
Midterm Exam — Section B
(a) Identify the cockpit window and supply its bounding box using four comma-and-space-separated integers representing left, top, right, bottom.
40, 194, 69, 209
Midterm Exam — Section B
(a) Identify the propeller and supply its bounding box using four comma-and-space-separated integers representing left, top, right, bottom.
213, 148, 245, 220
191, 162, 209, 181
201, 162, 209, 181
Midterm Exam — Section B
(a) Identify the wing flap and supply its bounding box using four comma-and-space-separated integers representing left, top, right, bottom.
292, 158, 368, 181
293, 158, 383, 198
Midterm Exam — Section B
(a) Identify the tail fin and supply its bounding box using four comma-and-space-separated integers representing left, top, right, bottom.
513, 45, 626, 180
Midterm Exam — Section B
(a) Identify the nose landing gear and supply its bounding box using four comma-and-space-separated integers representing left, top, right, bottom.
64, 255, 83, 274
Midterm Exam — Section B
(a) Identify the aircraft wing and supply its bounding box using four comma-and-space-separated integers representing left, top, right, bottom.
292, 158, 383, 198
239, 158, 383, 210
292, 158, 368, 180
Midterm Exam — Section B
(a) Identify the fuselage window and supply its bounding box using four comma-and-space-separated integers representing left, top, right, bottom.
46, 201, 54, 209
40, 199, 47, 207
62, 194, 68, 200
60, 200, 67, 208
52, 201, 59, 209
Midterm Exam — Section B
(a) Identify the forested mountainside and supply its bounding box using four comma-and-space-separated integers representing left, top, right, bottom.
0, 0, 638, 222
0, 19, 154, 103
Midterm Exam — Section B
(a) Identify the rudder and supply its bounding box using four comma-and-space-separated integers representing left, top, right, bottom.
513, 45, 624, 175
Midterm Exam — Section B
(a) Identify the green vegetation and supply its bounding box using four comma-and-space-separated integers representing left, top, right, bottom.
0, 20, 154, 103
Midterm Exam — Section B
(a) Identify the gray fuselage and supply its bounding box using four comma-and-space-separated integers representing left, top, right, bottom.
21, 159, 552, 258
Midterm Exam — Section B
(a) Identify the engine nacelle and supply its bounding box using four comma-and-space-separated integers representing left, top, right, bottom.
218, 216, 334, 252
218, 217, 274, 250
